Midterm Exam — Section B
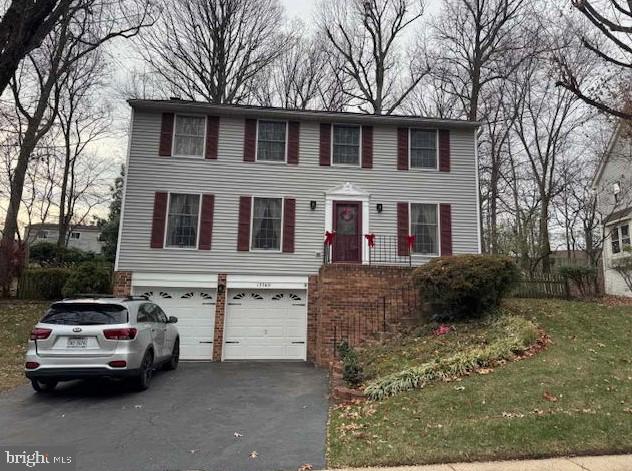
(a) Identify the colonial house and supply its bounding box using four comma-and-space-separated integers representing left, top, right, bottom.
113, 99, 481, 364
592, 121, 632, 297
26, 223, 103, 254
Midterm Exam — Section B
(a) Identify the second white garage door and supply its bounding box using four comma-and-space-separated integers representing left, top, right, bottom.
224, 289, 307, 360
133, 287, 216, 361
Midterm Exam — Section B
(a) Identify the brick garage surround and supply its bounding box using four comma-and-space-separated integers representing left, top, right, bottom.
309, 264, 416, 367
212, 274, 227, 361
113, 271, 132, 296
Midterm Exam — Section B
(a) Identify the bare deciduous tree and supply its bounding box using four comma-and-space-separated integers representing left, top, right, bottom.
317, 0, 429, 114
139, 0, 286, 104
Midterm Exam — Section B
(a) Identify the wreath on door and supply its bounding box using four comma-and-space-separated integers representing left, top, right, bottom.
340, 207, 354, 221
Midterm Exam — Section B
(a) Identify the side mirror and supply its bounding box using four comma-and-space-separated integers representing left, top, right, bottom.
168, 316, 178, 324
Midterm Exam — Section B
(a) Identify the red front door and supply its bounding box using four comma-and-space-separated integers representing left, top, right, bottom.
333, 201, 362, 263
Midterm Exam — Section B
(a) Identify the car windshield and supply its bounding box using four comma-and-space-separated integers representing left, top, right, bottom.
41, 303, 128, 325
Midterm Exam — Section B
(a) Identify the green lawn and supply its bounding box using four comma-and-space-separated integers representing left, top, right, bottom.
328, 298, 632, 467
0, 301, 47, 391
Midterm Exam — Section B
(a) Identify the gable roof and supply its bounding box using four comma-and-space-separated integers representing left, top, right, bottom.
592, 121, 623, 189
127, 99, 481, 130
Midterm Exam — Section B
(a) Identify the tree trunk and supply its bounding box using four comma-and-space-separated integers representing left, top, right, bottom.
539, 199, 552, 273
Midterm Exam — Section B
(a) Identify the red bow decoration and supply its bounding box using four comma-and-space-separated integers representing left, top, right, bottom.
324, 231, 336, 246
407, 234, 416, 249
364, 233, 376, 248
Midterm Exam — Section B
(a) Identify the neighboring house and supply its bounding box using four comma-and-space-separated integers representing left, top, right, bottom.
592, 121, 632, 297
114, 99, 481, 363
26, 223, 104, 254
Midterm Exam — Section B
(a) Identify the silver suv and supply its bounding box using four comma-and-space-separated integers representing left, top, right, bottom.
24, 296, 180, 392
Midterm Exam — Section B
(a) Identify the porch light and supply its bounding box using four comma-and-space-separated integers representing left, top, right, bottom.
376, 203, 383, 213
310, 201, 317, 210
218, 283, 225, 295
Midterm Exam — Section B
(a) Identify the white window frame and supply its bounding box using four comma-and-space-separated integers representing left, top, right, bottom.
70, 232, 80, 240
255, 119, 289, 164
249, 196, 284, 253
610, 221, 631, 256
37, 230, 49, 239
409, 202, 441, 256
331, 123, 362, 167
163, 191, 203, 250
171, 114, 207, 159
409, 128, 439, 171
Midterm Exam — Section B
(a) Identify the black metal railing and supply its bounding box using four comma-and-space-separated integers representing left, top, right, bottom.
323, 234, 412, 266
331, 283, 420, 358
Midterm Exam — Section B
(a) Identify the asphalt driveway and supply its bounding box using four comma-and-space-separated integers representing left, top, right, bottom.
0, 362, 329, 471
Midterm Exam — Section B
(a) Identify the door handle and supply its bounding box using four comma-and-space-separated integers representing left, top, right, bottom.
225, 341, 239, 344
199, 341, 213, 344
291, 341, 305, 344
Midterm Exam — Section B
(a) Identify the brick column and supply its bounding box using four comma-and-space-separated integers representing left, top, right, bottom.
212, 273, 227, 361
113, 271, 132, 296
306, 275, 319, 365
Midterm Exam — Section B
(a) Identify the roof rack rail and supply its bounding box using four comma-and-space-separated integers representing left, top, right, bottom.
125, 295, 149, 301
62, 293, 116, 300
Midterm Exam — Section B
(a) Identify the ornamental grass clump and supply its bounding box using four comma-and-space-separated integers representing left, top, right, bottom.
364, 315, 539, 400
413, 254, 520, 321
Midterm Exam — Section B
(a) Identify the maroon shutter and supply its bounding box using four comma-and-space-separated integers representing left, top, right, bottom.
150, 192, 168, 248
288, 121, 300, 165
319, 123, 331, 166
397, 202, 409, 256
159, 113, 174, 156
243, 119, 257, 162
397, 127, 408, 170
205, 116, 219, 160
198, 194, 215, 250
282, 198, 296, 253
440, 203, 453, 255
439, 129, 450, 172
237, 196, 252, 251
362, 125, 373, 169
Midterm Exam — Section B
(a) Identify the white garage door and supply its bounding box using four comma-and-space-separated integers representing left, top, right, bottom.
224, 289, 307, 360
133, 287, 216, 360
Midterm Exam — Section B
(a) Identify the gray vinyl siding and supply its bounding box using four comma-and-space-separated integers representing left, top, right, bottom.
596, 128, 632, 215
117, 111, 480, 275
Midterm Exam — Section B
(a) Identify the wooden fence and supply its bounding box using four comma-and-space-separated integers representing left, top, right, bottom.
513, 272, 570, 299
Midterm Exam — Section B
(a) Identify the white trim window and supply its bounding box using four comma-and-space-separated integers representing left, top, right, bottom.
257, 120, 287, 162
173, 115, 206, 157
70, 232, 80, 240
332, 124, 360, 165
410, 129, 438, 169
410, 203, 439, 255
611, 222, 631, 254
166, 193, 200, 248
613, 181, 621, 203
251, 197, 283, 250
37, 230, 49, 239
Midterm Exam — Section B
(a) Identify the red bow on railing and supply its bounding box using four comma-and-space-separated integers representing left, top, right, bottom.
407, 234, 416, 250
364, 233, 376, 248
324, 231, 336, 246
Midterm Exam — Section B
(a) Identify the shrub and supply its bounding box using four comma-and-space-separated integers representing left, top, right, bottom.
337, 341, 365, 387
612, 247, 632, 294
61, 261, 113, 297
364, 315, 539, 400
413, 254, 520, 320
17, 268, 73, 300
29, 242, 99, 267
558, 265, 598, 297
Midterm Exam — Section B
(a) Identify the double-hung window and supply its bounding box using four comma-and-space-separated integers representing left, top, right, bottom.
166, 193, 200, 248
611, 222, 631, 254
257, 121, 287, 162
410, 129, 437, 169
251, 197, 282, 250
173, 116, 205, 157
70, 232, 80, 239
410, 203, 438, 255
332, 125, 360, 165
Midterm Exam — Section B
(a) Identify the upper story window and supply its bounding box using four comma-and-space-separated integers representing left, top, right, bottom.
410, 203, 438, 255
166, 193, 200, 248
251, 197, 282, 250
173, 115, 205, 157
333, 125, 360, 165
257, 121, 287, 162
37, 230, 48, 239
611, 222, 631, 254
70, 232, 80, 239
614, 181, 621, 203
410, 129, 437, 169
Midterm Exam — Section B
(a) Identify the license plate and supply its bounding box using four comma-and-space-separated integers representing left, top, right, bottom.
67, 337, 88, 348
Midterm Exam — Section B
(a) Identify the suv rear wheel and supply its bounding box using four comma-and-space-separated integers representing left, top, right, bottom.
133, 350, 154, 391
31, 379, 58, 393
164, 338, 180, 371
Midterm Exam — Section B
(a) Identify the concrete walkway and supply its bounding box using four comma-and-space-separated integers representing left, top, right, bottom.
335, 454, 632, 471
